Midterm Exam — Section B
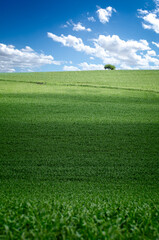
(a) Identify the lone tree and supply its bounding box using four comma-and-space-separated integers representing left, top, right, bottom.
104, 64, 116, 70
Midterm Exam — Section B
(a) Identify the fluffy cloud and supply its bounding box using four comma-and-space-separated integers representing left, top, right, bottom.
96, 6, 116, 24
78, 62, 104, 70
88, 16, 96, 22
72, 22, 91, 32
48, 32, 159, 69
138, 1, 159, 34
47, 32, 95, 54
63, 62, 104, 71
95, 35, 150, 54
152, 41, 159, 48
63, 20, 91, 32
147, 50, 156, 56
142, 14, 159, 33
63, 65, 80, 71
0, 43, 61, 72
94, 35, 152, 67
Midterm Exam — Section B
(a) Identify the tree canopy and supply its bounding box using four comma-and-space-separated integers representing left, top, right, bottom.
104, 64, 116, 70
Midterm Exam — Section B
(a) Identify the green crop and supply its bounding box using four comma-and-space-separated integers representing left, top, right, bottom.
0, 70, 159, 239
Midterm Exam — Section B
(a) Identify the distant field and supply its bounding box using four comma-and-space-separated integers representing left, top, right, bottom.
0, 70, 159, 239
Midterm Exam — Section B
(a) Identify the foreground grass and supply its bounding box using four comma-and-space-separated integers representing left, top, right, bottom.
0, 194, 158, 240
0, 70, 159, 239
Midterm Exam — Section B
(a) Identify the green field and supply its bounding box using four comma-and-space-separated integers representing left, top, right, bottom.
0, 70, 159, 239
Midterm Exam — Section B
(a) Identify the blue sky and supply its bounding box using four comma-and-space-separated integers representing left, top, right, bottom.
0, 0, 159, 72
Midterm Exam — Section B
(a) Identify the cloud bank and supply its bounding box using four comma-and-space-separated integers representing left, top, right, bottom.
63, 62, 104, 71
0, 43, 60, 72
48, 32, 159, 69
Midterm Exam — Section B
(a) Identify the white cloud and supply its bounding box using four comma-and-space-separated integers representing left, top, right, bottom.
90, 57, 94, 60
79, 62, 104, 70
52, 60, 63, 65
154, 0, 159, 7
152, 41, 159, 48
96, 6, 116, 24
142, 14, 159, 33
147, 50, 156, 56
72, 22, 91, 32
63, 65, 80, 71
0, 43, 59, 72
47, 32, 95, 54
95, 35, 150, 54
94, 35, 152, 67
63, 62, 104, 71
138, 1, 159, 34
119, 64, 139, 70
63, 20, 92, 32
145, 52, 159, 64
21, 46, 34, 52
88, 16, 96, 22
138, 9, 149, 15
62, 24, 68, 28
48, 32, 159, 69
66, 21, 71, 26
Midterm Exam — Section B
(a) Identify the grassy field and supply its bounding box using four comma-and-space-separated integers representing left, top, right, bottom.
0, 70, 159, 239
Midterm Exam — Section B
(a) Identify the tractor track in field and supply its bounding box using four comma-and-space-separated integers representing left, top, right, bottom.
63, 83, 159, 94
0, 79, 45, 85
0, 78, 159, 94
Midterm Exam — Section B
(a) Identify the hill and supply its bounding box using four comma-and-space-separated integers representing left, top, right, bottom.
0, 70, 159, 239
